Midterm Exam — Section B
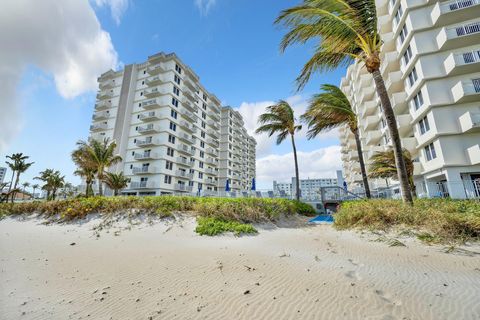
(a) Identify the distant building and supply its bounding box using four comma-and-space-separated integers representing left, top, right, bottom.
0, 167, 6, 184
273, 170, 344, 199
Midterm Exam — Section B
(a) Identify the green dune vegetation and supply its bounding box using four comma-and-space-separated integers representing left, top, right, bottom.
0, 196, 316, 236
334, 199, 480, 244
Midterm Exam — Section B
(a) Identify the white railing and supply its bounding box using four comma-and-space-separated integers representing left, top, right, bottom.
453, 22, 480, 37
134, 152, 158, 160
175, 170, 194, 179
445, 0, 479, 11
130, 181, 155, 189
132, 166, 157, 174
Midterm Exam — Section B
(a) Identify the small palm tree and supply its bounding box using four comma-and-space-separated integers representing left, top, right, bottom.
35, 169, 64, 200
72, 146, 97, 197
275, 0, 413, 204
21, 182, 30, 199
256, 101, 302, 200
369, 149, 415, 196
103, 172, 129, 196
302, 84, 370, 198
5, 153, 34, 202
76, 138, 122, 196
32, 184, 39, 199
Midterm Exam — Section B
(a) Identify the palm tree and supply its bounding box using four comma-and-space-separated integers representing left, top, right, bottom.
72, 146, 97, 197
302, 84, 371, 198
256, 101, 302, 200
76, 138, 122, 196
369, 149, 415, 196
21, 182, 30, 199
35, 169, 64, 200
103, 172, 129, 196
275, 0, 413, 204
5, 153, 34, 202
32, 184, 39, 200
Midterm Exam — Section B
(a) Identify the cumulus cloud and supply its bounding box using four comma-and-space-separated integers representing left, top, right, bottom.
194, 0, 217, 15
0, 0, 118, 153
256, 146, 342, 188
94, 0, 129, 25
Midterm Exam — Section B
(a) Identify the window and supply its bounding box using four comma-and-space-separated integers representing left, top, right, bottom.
168, 134, 176, 144
202, 103, 207, 110
198, 183, 203, 190
175, 64, 182, 74
202, 112, 206, 120
424, 142, 436, 161
199, 161, 204, 168
200, 141, 205, 148
412, 90, 424, 111
201, 121, 206, 129
200, 151, 204, 158
173, 86, 180, 96
189, 181, 194, 187
203, 93, 207, 101
140, 92, 143, 96
169, 121, 177, 132
164, 175, 172, 184
167, 147, 174, 157
394, 5, 403, 26
174, 74, 181, 85
418, 116, 430, 135
172, 97, 178, 107
201, 131, 205, 138
407, 67, 418, 87
171, 109, 177, 119
399, 24, 408, 44
142, 81, 145, 85
199, 172, 203, 179
403, 45, 412, 66
165, 161, 173, 170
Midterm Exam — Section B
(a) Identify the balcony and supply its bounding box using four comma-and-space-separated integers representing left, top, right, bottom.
204, 178, 216, 186
380, 51, 398, 75
183, 88, 197, 101
95, 100, 112, 110
209, 103, 221, 113
206, 137, 219, 147
180, 108, 197, 122
385, 71, 403, 92
182, 99, 198, 113
130, 181, 155, 189
176, 157, 194, 167
206, 157, 217, 165
431, 0, 480, 26
134, 152, 158, 160
143, 87, 163, 98
96, 90, 113, 100
92, 111, 110, 121
360, 100, 378, 118
467, 144, 480, 165
444, 50, 480, 75
146, 64, 166, 75
358, 86, 375, 103
183, 77, 198, 91
178, 143, 195, 155
402, 137, 417, 154
132, 166, 157, 174
179, 120, 197, 133
99, 80, 115, 90
210, 111, 220, 121
140, 99, 160, 110
138, 111, 160, 122
138, 124, 160, 134
366, 146, 385, 161
391, 92, 408, 114
413, 162, 423, 176
174, 184, 193, 192
365, 130, 382, 145
207, 129, 219, 139
205, 147, 218, 157
459, 111, 480, 133
175, 170, 194, 179
437, 22, 480, 50
90, 123, 108, 131
145, 75, 167, 86
365, 114, 380, 130
178, 132, 195, 144
451, 78, 480, 103
205, 168, 216, 175
136, 138, 160, 147
207, 119, 219, 130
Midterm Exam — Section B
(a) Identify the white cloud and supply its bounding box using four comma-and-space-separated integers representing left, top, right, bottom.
93, 0, 129, 25
194, 0, 217, 15
256, 146, 342, 188
0, 0, 118, 153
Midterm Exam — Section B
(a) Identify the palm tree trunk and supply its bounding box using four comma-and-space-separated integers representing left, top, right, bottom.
291, 135, 301, 201
353, 128, 371, 198
98, 178, 103, 196
372, 69, 413, 205
7, 170, 15, 201
11, 173, 20, 203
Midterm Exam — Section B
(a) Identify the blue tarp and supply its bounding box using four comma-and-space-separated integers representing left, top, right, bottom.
308, 215, 334, 224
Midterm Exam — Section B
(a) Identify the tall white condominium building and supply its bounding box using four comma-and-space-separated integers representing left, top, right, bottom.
273, 170, 344, 199
89, 52, 256, 196
0, 167, 6, 184
339, 0, 480, 199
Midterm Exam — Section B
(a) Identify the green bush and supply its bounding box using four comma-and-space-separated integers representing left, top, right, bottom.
334, 199, 480, 243
195, 217, 257, 236
0, 196, 309, 223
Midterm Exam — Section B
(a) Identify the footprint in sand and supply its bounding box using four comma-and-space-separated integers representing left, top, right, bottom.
344, 270, 362, 281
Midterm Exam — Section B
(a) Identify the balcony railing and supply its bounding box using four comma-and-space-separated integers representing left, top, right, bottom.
205, 168, 216, 175
95, 101, 112, 110
178, 143, 195, 155
146, 64, 166, 75
132, 166, 157, 174
174, 184, 193, 192
134, 152, 158, 160
206, 157, 216, 165
143, 87, 162, 98
138, 111, 159, 121
182, 99, 198, 112
179, 120, 197, 133
445, 0, 479, 11
207, 119, 219, 130
461, 50, 480, 64
96, 91, 113, 100
136, 138, 159, 147
92, 111, 110, 120
205, 147, 218, 157
180, 108, 197, 122
130, 181, 155, 189
178, 132, 195, 144
206, 138, 219, 147
451, 22, 480, 37
176, 157, 194, 166
90, 123, 108, 131
140, 99, 160, 109
175, 170, 194, 179
138, 124, 160, 133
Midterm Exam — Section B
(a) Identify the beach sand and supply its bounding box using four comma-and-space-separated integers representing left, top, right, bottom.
1, 215, 479, 320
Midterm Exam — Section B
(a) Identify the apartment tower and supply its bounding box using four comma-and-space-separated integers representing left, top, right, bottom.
89, 52, 256, 195
339, 0, 480, 199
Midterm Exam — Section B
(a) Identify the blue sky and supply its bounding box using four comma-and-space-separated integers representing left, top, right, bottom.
0, 0, 345, 189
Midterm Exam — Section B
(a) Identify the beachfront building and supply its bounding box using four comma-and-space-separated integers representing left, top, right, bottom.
273, 170, 344, 199
0, 167, 6, 184
89, 52, 256, 196
339, 0, 480, 199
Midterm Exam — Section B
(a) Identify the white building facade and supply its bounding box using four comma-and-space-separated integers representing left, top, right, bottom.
0, 167, 6, 184
339, 0, 480, 199
273, 170, 344, 199
89, 52, 256, 196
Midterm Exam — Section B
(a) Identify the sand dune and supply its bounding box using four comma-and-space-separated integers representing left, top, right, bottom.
1, 215, 479, 320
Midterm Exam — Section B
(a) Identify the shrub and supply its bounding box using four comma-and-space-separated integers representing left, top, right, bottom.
195, 217, 257, 236
334, 199, 480, 243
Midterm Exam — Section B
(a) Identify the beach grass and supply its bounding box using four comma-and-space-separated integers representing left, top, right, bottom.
0, 196, 316, 223
195, 217, 257, 236
334, 199, 480, 243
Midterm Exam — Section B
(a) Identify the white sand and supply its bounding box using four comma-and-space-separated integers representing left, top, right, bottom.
1, 215, 479, 320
